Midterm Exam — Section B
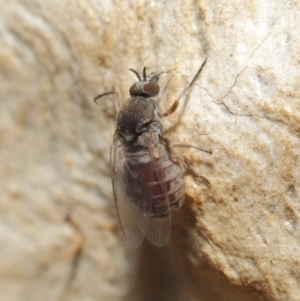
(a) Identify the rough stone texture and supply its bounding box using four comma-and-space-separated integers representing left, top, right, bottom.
0, 0, 299, 300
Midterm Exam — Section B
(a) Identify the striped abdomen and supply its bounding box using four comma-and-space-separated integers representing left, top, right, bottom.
123, 143, 185, 217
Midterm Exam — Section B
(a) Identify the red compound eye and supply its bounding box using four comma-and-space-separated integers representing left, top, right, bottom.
143, 82, 159, 95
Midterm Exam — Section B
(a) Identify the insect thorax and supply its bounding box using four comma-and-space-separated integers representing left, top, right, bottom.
116, 96, 157, 143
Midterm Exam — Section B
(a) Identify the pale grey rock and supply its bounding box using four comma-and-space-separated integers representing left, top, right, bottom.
0, 0, 299, 301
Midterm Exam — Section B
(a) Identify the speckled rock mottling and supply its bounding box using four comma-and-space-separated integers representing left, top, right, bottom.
0, 1, 299, 300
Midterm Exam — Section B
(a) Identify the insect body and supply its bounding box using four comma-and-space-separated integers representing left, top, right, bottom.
95, 60, 207, 247
111, 67, 185, 247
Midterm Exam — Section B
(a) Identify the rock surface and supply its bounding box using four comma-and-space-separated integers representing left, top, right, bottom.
0, 0, 299, 300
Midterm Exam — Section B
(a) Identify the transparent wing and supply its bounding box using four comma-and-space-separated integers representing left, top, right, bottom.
146, 217, 171, 247
111, 134, 150, 247
144, 129, 171, 247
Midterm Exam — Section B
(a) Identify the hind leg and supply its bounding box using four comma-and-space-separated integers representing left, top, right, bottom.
161, 137, 211, 184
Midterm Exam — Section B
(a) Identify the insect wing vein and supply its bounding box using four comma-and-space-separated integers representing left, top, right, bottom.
145, 129, 171, 246
111, 135, 149, 247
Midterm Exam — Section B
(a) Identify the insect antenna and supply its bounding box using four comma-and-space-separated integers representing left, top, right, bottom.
94, 91, 117, 104
142, 67, 147, 80
129, 68, 141, 81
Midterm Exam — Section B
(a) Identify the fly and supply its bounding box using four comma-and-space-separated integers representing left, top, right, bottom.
94, 58, 209, 247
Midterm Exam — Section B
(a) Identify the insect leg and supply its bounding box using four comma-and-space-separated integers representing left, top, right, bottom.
158, 98, 179, 118
165, 151, 210, 185
161, 137, 212, 154
161, 137, 210, 184
182, 155, 210, 185
158, 58, 207, 118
